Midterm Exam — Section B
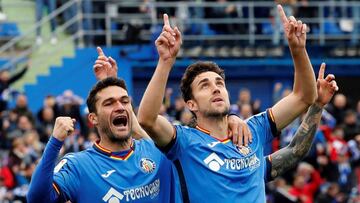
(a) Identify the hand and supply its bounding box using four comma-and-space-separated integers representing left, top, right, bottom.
277, 5, 307, 51
316, 63, 338, 107
93, 47, 118, 80
52, 117, 76, 141
228, 115, 252, 146
155, 14, 182, 63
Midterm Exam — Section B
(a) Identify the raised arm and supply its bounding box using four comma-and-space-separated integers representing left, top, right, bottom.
137, 14, 182, 147
271, 5, 317, 130
269, 63, 338, 179
27, 117, 76, 203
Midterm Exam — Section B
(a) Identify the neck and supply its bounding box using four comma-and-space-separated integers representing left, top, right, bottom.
98, 136, 132, 152
197, 115, 228, 140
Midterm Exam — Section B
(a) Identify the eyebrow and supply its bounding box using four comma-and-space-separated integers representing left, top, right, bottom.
101, 95, 129, 104
197, 78, 210, 86
215, 77, 224, 82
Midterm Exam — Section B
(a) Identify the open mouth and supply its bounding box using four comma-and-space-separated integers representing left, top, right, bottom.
112, 115, 128, 127
212, 98, 224, 103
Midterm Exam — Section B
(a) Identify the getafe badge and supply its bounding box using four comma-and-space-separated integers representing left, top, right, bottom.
237, 146, 251, 156
140, 158, 156, 173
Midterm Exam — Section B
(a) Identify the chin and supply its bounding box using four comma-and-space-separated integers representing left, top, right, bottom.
109, 132, 131, 143
204, 109, 229, 118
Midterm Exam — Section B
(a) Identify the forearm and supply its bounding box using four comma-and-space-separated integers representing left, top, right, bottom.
8, 66, 28, 84
290, 48, 317, 105
137, 59, 174, 127
27, 136, 63, 203
270, 103, 322, 179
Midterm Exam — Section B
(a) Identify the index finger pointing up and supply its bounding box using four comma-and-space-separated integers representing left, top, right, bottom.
277, 5, 288, 25
163, 14, 170, 27
97, 46, 105, 56
318, 63, 326, 80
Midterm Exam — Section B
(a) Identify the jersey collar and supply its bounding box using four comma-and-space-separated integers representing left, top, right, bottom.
93, 140, 135, 161
195, 125, 231, 143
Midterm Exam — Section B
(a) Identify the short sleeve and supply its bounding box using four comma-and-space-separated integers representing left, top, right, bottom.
159, 125, 192, 161
246, 109, 280, 146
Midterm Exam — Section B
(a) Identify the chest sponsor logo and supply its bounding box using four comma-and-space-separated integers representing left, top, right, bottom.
102, 179, 160, 202
103, 187, 124, 203
203, 152, 260, 172
140, 158, 156, 174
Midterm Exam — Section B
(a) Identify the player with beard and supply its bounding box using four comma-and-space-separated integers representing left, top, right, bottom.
27, 77, 181, 203
137, 6, 320, 202
27, 46, 252, 203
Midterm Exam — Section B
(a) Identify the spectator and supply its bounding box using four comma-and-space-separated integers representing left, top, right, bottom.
316, 183, 342, 203
270, 178, 298, 203
326, 93, 349, 124
348, 134, 360, 167
62, 0, 94, 46
7, 114, 34, 141
288, 163, 323, 203
342, 110, 360, 141
205, 0, 241, 34
0, 65, 28, 112
230, 88, 261, 116
56, 90, 87, 136
12, 94, 34, 122
168, 96, 186, 121
36, 106, 55, 143
35, 0, 57, 45
37, 95, 59, 123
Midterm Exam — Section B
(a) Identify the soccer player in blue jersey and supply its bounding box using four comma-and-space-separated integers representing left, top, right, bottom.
27, 77, 180, 203
137, 5, 321, 202
26, 46, 251, 203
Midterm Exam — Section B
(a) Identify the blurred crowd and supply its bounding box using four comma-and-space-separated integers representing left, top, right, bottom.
35, 0, 360, 46
0, 78, 359, 202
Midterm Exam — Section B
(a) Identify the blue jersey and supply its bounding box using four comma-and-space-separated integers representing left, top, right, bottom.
28, 137, 180, 203
163, 110, 278, 202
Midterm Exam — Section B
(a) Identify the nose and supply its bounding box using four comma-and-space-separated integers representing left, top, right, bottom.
211, 82, 220, 95
114, 101, 126, 112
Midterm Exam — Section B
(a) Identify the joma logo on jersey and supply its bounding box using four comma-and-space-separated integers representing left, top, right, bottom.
140, 158, 156, 173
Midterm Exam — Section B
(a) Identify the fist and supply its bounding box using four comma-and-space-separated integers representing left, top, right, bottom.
52, 117, 76, 141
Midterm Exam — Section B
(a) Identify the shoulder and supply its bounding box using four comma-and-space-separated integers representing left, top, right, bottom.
57, 150, 91, 166
246, 110, 269, 127
174, 125, 196, 135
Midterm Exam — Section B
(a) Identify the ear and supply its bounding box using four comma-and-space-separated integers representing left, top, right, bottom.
186, 99, 198, 112
88, 112, 98, 126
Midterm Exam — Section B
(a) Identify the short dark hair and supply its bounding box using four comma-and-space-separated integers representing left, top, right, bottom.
180, 61, 225, 102
86, 77, 127, 113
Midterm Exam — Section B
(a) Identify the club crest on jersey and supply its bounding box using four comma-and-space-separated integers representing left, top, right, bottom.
140, 158, 156, 173
237, 146, 251, 156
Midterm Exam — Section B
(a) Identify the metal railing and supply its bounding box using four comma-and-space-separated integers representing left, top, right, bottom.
103, 1, 360, 45
0, 0, 83, 70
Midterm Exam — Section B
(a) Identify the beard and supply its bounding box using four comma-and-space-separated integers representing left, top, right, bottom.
203, 106, 230, 119
98, 122, 132, 147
